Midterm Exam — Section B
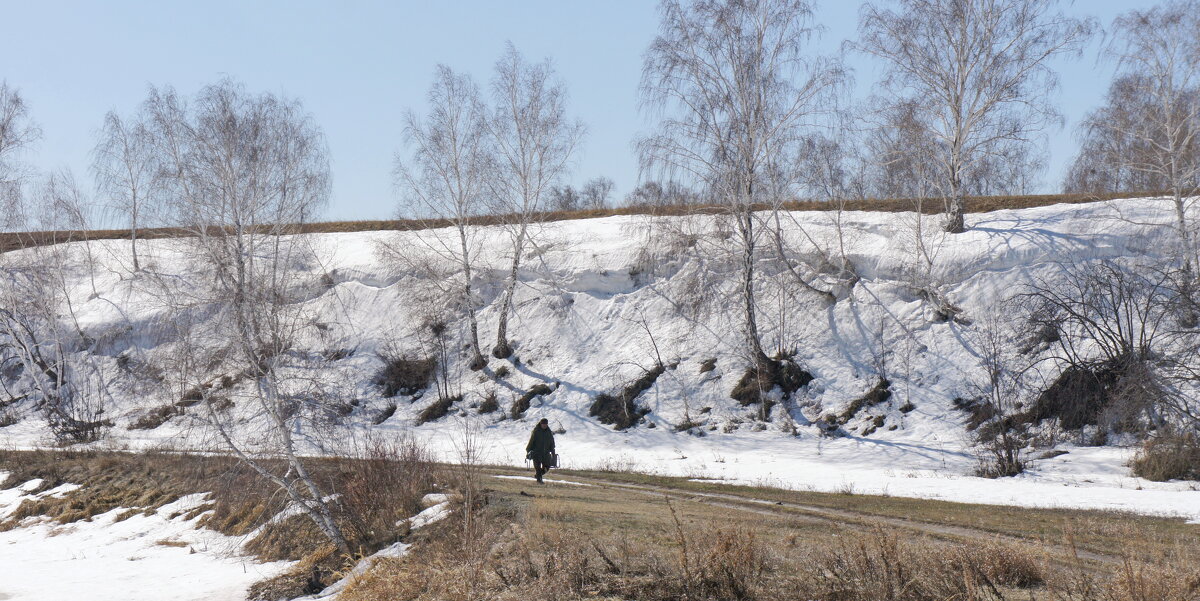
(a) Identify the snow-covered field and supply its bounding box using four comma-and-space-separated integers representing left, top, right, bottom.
2, 197, 1198, 530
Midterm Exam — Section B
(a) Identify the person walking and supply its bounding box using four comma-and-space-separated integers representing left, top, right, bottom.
525, 418, 556, 484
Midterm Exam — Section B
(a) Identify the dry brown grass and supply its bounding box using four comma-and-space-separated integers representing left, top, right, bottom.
246, 544, 342, 601
338, 482, 1058, 601
792, 527, 1045, 601
556, 468, 1200, 563
0, 450, 211, 529
1130, 428, 1200, 481
336, 469, 1200, 601
1047, 549, 1200, 601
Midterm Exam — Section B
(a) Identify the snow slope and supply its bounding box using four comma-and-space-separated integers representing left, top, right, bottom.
1, 197, 1198, 523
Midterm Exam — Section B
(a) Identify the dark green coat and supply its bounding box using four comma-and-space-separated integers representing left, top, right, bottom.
526, 426, 555, 463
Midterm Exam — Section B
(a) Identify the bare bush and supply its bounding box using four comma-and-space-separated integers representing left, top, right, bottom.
375, 352, 436, 398
968, 314, 1036, 477
1130, 427, 1200, 481
1018, 261, 1186, 438
0, 172, 114, 444
337, 435, 440, 548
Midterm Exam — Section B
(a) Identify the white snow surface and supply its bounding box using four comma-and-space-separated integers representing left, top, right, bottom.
401, 501, 452, 530
0, 483, 289, 601
2, 198, 1199, 526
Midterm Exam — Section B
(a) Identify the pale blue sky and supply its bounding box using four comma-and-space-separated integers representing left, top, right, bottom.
1, 1, 1159, 221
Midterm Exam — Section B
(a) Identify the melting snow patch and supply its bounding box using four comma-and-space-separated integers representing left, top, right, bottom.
492, 475, 592, 486
43, 483, 81, 498
420, 493, 450, 507
17, 479, 43, 492
156, 493, 212, 519
403, 501, 451, 530
0, 480, 84, 520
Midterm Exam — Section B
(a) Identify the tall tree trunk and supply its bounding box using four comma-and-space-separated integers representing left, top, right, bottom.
944, 120, 967, 234
945, 168, 966, 234
1173, 194, 1194, 271
738, 209, 771, 372
130, 229, 140, 272
130, 198, 140, 272
493, 223, 526, 359
458, 225, 485, 370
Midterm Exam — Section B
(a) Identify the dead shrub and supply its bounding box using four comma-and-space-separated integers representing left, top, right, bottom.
953, 397, 996, 431
478, 390, 499, 414
1026, 361, 1130, 431
0, 407, 19, 427
245, 514, 330, 561
372, 402, 397, 425
730, 358, 812, 420
336, 436, 439, 552
374, 354, 436, 398
127, 403, 182, 430
793, 527, 1044, 601
511, 383, 554, 419
416, 394, 460, 425
836, 378, 892, 425
1130, 428, 1200, 481
590, 364, 664, 430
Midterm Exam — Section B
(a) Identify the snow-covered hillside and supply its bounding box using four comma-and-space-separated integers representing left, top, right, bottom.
1, 198, 1198, 521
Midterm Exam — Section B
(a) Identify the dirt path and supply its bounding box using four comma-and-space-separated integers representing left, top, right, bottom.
484, 468, 1118, 567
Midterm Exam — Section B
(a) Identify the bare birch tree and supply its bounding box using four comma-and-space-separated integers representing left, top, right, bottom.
1063, 76, 1180, 195
1066, 2, 1200, 272
394, 65, 492, 371
580, 176, 614, 210
0, 171, 114, 443
487, 43, 585, 359
142, 79, 350, 554
855, 0, 1094, 233
0, 82, 39, 228
638, 0, 844, 373
92, 109, 159, 271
